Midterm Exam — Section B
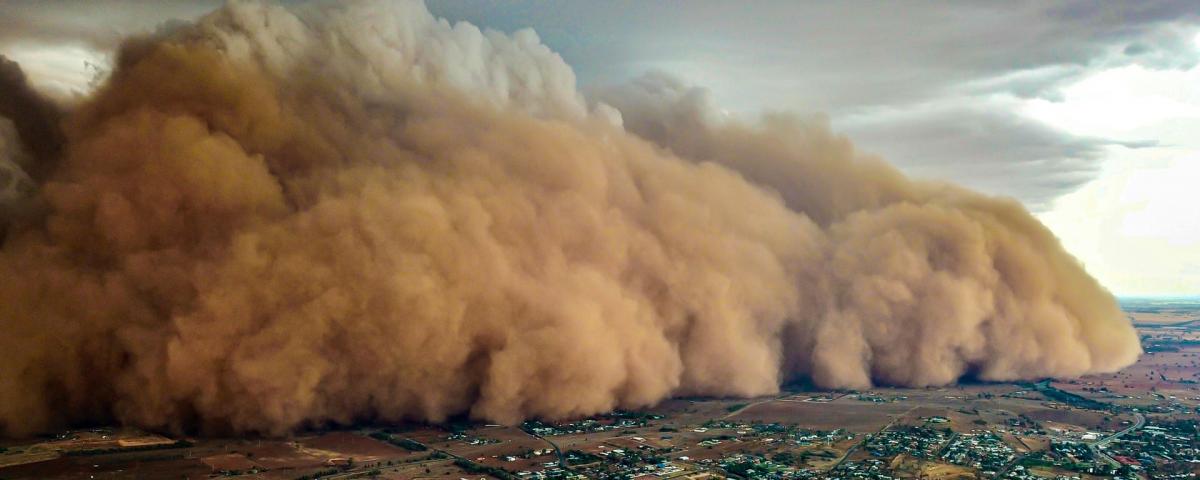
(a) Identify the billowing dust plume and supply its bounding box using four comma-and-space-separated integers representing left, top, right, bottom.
0, 0, 1139, 436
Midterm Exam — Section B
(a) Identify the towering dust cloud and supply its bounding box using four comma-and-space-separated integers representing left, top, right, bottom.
0, 0, 1139, 436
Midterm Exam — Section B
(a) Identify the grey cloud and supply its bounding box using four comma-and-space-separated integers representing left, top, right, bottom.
431, 0, 1200, 113
0, 1, 219, 51
430, 1, 1195, 208
595, 71, 1153, 211
959, 65, 1086, 102
838, 103, 1156, 211
4, 0, 1196, 110
1111, 24, 1200, 70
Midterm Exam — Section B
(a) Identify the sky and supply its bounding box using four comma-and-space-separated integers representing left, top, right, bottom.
1, 0, 1197, 296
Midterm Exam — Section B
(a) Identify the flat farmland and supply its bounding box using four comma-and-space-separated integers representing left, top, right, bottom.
727, 398, 908, 431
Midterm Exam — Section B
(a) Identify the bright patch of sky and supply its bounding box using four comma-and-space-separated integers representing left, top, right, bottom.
3, 43, 107, 100
1034, 45, 1200, 295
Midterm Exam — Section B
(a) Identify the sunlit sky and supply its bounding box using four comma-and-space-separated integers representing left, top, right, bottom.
1, 0, 1197, 297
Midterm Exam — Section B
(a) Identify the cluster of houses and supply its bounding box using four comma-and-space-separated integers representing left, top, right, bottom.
940, 431, 1015, 474
863, 425, 953, 459
1100, 422, 1200, 477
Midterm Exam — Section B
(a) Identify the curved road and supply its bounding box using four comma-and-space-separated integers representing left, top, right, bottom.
523, 429, 572, 472
998, 412, 1145, 475
1091, 412, 1145, 467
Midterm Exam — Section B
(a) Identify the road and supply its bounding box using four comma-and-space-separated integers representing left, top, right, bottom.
1027, 379, 1144, 470
1097, 412, 1145, 447
1004, 411, 1145, 473
935, 432, 960, 458
523, 429, 571, 473
992, 434, 1039, 479
721, 395, 784, 420
1090, 412, 1145, 468
993, 451, 1029, 479
319, 437, 452, 480
826, 404, 920, 472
